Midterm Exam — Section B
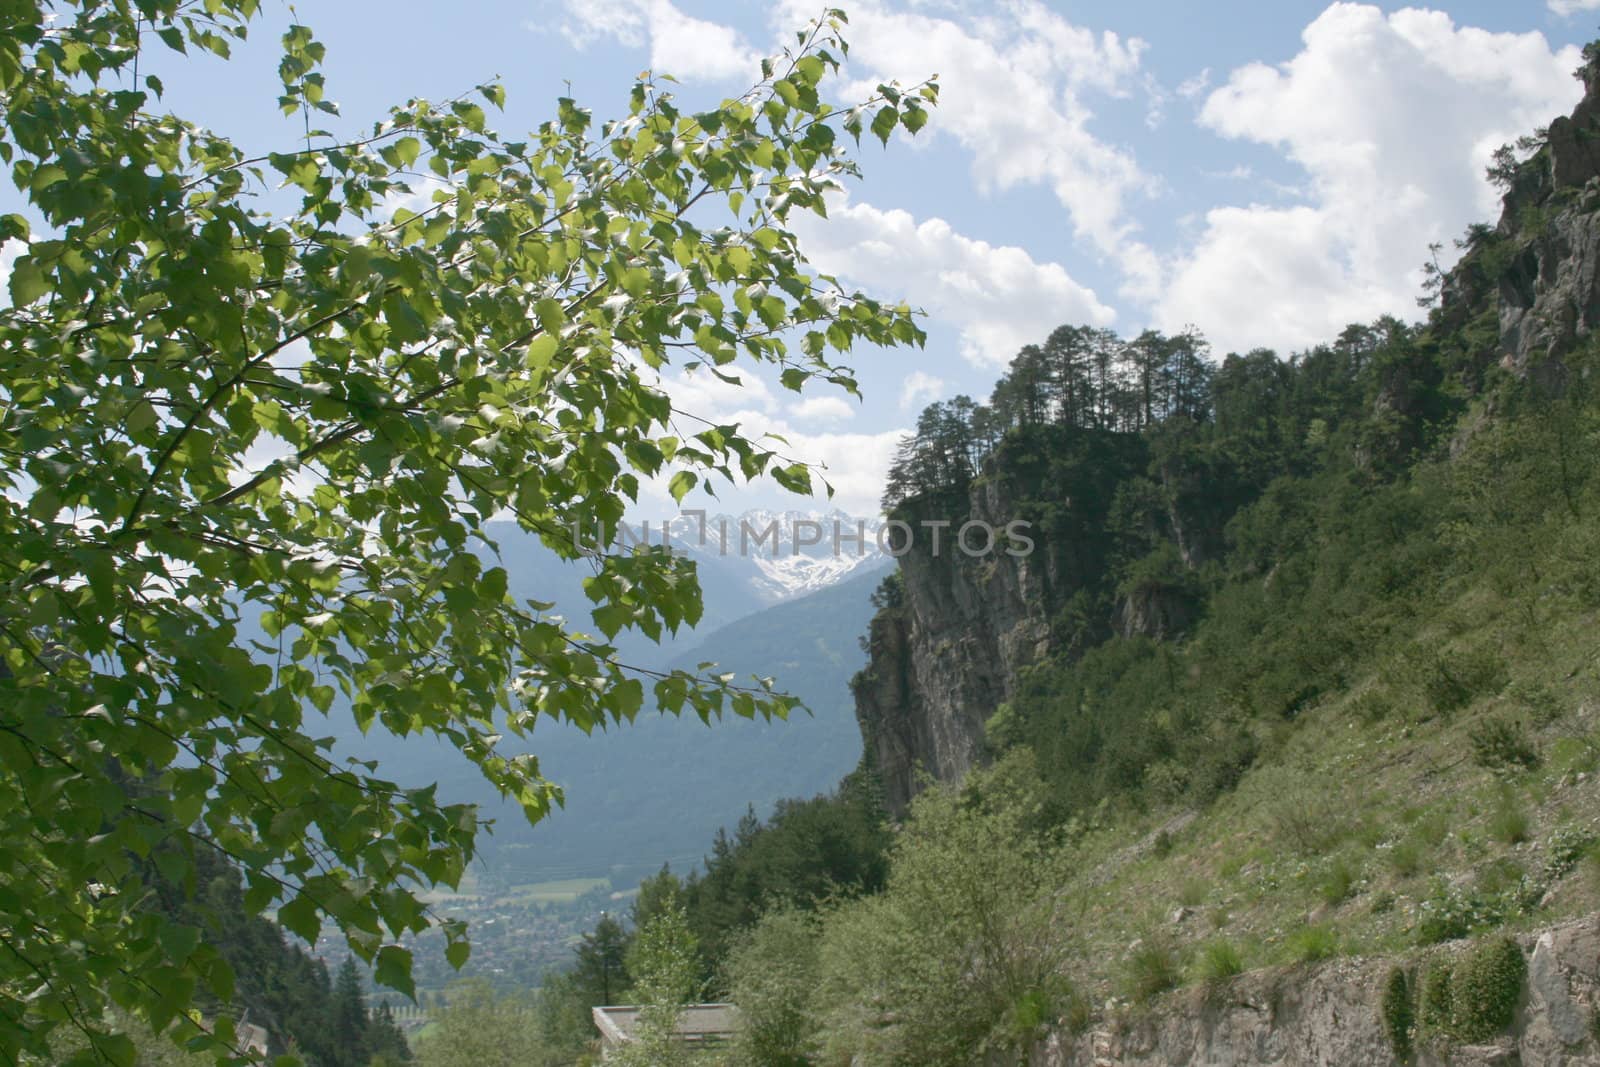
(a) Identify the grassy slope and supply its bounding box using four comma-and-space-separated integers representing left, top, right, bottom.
1041, 445, 1600, 1006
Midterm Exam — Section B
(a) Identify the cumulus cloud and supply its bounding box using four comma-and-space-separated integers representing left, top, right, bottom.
772, 0, 1163, 296
1156, 3, 1583, 355
1549, 0, 1600, 16
794, 198, 1114, 367
789, 395, 856, 424
558, 0, 759, 81
899, 371, 945, 411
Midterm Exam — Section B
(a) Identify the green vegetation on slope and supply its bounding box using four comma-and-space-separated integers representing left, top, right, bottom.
555, 71, 1600, 1064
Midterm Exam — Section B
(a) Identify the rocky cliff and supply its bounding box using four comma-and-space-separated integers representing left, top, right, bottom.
851, 429, 1147, 815
1011, 915, 1600, 1067
1492, 54, 1600, 385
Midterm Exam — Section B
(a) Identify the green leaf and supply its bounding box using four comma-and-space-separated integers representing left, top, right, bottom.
870, 104, 899, 146
526, 333, 559, 372
535, 296, 566, 334
278, 895, 322, 945
668, 470, 698, 503
8, 255, 47, 306
446, 939, 471, 970
374, 945, 415, 998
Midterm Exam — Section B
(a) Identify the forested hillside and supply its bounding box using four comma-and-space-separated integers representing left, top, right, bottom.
534, 40, 1600, 1067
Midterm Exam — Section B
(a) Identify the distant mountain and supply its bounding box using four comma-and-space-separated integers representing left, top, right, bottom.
306, 513, 892, 888
649, 508, 889, 605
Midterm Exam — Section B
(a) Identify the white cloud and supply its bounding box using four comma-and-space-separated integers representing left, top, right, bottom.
642, 363, 899, 515
1157, 3, 1583, 354
899, 371, 945, 411
558, 0, 759, 81
773, 0, 1163, 297
0, 240, 21, 306
1177, 68, 1212, 100
789, 395, 856, 424
794, 198, 1115, 367
1549, 0, 1600, 16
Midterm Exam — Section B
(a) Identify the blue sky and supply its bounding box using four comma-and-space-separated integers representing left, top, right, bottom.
11, 1, 1598, 515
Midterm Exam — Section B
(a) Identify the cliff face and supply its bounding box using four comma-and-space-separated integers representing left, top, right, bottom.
1010, 916, 1600, 1067
852, 482, 1052, 816
1496, 64, 1600, 384
852, 429, 1148, 816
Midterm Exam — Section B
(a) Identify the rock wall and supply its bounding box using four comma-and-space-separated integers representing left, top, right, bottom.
851, 479, 1055, 817
1497, 61, 1600, 384
1017, 916, 1600, 1067
851, 425, 1193, 816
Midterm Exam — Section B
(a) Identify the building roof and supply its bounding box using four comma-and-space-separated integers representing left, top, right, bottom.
591, 1003, 739, 1046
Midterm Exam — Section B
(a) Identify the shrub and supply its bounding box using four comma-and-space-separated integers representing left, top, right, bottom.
1452, 936, 1526, 1042
1416, 881, 1495, 945
1470, 717, 1541, 771
1197, 941, 1244, 984
812, 767, 1075, 1065
725, 909, 821, 1067
1488, 794, 1531, 845
1415, 938, 1528, 1042
1267, 779, 1342, 855
1286, 925, 1338, 964
1319, 857, 1359, 906
1123, 940, 1182, 1003
1542, 825, 1598, 881
1352, 689, 1395, 723
1511, 681, 1564, 727
1178, 878, 1208, 908
1399, 642, 1510, 718
1418, 960, 1454, 1036
1381, 967, 1415, 1062
1388, 837, 1425, 878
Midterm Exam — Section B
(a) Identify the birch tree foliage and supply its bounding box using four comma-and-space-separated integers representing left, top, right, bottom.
0, 1, 935, 1061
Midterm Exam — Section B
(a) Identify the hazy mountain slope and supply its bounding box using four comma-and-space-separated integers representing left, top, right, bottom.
489, 558, 891, 885
297, 528, 890, 887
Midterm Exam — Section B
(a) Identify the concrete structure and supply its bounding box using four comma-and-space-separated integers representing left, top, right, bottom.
591, 1003, 738, 1058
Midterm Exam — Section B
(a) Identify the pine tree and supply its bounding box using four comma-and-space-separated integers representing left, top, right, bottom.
331, 957, 373, 1067
573, 915, 631, 1007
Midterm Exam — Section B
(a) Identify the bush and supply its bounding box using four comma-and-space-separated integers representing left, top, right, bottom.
1123, 940, 1182, 1003
1319, 857, 1359, 906
1352, 689, 1395, 723
812, 763, 1075, 1065
1470, 717, 1540, 771
1381, 967, 1415, 1062
1197, 941, 1244, 984
1266, 776, 1343, 855
1418, 960, 1454, 1036
1286, 925, 1338, 964
725, 909, 821, 1067
1409, 644, 1509, 717
1417, 882, 1488, 945
1415, 938, 1528, 1043
1542, 825, 1598, 881
1452, 936, 1526, 1042
1510, 681, 1564, 727
1388, 837, 1425, 878
1489, 793, 1531, 845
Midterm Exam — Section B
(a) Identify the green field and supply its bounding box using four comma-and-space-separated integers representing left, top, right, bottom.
502, 877, 612, 906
